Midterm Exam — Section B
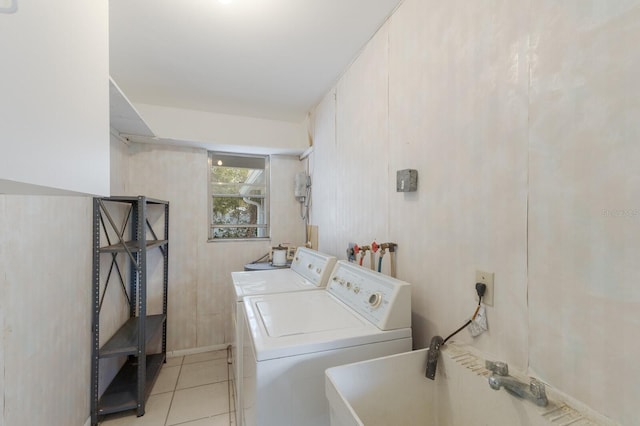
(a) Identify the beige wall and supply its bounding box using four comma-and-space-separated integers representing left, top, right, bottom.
116, 141, 306, 351
0, 195, 92, 426
309, 1, 639, 424
110, 133, 131, 195
527, 1, 640, 421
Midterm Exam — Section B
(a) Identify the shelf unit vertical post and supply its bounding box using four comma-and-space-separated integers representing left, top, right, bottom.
162, 202, 169, 354
136, 196, 147, 416
129, 202, 139, 319
91, 198, 101, 426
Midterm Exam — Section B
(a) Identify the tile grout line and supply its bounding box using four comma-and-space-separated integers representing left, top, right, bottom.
168, 412, 232, 426
100, 351, 230, 425
167, 350, 232, 426
226, 345, 234, 425
163, 380, 234, 426
164, 356, 184, 426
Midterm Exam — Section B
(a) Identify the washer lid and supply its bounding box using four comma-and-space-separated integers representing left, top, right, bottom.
243, 291, 411, 361
232, 268, 294, 286
256, 295, 361, 337
232, 269, 319, 300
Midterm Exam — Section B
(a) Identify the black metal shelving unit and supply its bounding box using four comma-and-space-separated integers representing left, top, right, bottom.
91, 196, 169, 425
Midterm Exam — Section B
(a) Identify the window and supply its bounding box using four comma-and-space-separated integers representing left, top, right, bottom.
208, 152, 270, 240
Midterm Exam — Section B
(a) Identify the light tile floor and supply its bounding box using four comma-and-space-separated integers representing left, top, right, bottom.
100, 349, 235, 426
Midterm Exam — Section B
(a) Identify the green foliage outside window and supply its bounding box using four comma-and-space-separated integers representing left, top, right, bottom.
209, 153, 268, 240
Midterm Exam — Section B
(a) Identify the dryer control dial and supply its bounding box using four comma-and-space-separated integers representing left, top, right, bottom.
368, 292, 382, 308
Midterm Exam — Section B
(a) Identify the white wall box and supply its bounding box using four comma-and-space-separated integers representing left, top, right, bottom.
91, 196, 169, 425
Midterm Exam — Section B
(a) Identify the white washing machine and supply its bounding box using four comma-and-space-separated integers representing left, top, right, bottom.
240, 261, 412, 426
231, 247, 337, 425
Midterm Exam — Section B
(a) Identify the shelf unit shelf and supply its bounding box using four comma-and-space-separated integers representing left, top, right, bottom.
91, 196, 169, 425
99, 240, 168, 253
99, 314, 167, 358
98, 353, 165, 416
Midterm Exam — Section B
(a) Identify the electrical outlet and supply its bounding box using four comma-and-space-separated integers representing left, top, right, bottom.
475, 270, 494, 306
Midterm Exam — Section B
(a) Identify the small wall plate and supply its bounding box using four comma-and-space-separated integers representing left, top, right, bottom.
396, 169, 418, 192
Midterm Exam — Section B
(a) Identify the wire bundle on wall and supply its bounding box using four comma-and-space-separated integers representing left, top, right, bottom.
294, 171, 312, 244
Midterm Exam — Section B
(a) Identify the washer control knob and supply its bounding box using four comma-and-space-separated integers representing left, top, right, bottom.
368, 292, 382, 308
346, 282, 352, 289
316, 268, 322, 274
308, 263, 313, 269
354, 287, 360, 294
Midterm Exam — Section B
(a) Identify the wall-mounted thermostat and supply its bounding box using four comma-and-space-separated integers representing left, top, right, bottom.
396, 169, 418, 192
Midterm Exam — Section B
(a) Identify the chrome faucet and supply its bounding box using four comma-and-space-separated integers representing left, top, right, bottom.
425, 335, 444, 380
486, 360, 548, 407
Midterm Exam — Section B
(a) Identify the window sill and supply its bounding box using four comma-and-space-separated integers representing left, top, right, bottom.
207, 237, 271, 243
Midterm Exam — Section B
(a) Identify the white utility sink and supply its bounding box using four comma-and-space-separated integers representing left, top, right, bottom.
325, 344, 612, 426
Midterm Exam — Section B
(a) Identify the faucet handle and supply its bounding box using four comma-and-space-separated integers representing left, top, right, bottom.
485, 360, 509, 376
529, 378, 547, 399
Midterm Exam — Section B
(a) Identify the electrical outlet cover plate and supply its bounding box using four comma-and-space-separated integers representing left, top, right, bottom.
475, 270, 494, 306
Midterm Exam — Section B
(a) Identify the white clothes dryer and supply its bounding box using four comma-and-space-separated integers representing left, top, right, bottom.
231, 247, 336, 425
232, 248, 336, 301
240, 261, 412, 426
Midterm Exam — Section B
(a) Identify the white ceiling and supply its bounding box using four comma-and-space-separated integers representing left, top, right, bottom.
109, 0, 402, 123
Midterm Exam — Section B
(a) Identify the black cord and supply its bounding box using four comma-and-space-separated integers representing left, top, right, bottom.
442, 320, 471, 344
250, 252, 270, 264
442, 296, 482, 345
